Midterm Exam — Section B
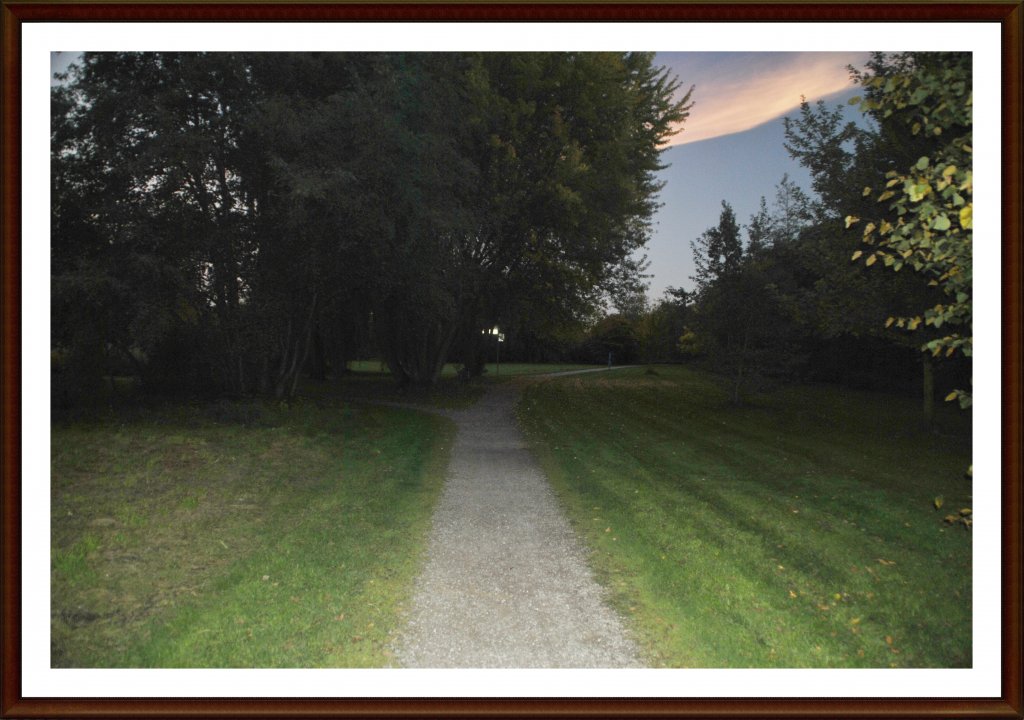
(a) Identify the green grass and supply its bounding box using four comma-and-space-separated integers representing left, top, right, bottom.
52, 397, 454, 667
345, 359, 597, 379
479, 362, 600, 377
517, 364, 972, 668
332, 360, 601, 403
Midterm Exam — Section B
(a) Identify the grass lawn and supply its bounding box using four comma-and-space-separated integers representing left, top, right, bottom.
52, 397, 454, 667
479, 362, 602, 378
345, 359, 599, 381
518, 364, 972, 668
331, 360, 602, 406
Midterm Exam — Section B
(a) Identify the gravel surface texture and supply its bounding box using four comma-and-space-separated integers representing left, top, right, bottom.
394, 375, 643, 668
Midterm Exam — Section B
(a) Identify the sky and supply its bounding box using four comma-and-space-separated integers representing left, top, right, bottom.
644, 51, 871, 299
50, 50, 872, 301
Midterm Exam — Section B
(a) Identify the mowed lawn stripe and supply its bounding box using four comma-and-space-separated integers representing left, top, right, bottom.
518, 365, 971, 668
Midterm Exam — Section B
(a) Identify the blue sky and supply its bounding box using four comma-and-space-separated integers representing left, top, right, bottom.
644, 51, 871, 299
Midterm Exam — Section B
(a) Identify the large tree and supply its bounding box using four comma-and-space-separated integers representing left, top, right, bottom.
846, 52, 973, 409
52, 51, 692, 396
780, 57, 966, 421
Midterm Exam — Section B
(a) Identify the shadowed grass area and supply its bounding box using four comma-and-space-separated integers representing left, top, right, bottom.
333, 361, 601, 404
52, 398, 454, 667
518, 365, 972, 668
345, 360, 599, 378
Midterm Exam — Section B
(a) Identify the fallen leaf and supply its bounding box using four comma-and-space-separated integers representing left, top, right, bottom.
885, 635, 894, 645
789, 590, 798, 599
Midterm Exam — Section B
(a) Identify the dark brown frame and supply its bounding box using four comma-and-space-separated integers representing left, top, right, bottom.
2, 3, 1021, 718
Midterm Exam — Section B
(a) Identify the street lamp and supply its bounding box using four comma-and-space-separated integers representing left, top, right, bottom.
482, 326, 504, 376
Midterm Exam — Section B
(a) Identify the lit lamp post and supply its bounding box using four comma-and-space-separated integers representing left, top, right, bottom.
482, 326, 504, 376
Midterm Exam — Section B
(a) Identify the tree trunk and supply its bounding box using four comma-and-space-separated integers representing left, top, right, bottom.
308, 327, 327, 382
922, 355, 935, 430
273, 293, 320, 400
732, 329, 749, 405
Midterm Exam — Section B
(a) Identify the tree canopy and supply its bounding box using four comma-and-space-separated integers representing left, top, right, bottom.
52, 52, 692, 399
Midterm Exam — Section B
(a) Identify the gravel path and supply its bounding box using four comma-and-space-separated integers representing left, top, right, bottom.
394, 373, 643, 668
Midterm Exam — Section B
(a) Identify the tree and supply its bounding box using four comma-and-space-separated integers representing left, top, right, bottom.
454, 53, 691, 375
637, 287, 692, 365
690, 201, 743, 296
846, 53, 973, 409
779, 59, 965, 421
688, 202, 804, 403
52, 52, 693, 397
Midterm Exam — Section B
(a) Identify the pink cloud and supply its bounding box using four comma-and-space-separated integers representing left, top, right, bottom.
664, 52, 871, 146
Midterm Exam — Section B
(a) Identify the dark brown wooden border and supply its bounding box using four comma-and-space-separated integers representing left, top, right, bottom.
1, 2, 22, 720
2, 2, 1022, 718
1, 2, 1020, 22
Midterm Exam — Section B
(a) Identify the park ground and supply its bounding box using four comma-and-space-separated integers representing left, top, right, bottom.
51, 362, 971, 668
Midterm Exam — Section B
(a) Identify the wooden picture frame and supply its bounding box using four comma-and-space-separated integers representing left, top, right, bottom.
2, 2, 1020, 717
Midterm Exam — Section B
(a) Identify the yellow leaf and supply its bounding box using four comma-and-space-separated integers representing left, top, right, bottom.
865, 254, 877, 267
945, 391, 959, 402
862, 186, 872, 197
885, 635, 894, 645
845, 215, 860, 229
959, 205, 972, 229
885, 317, 895, 328
934, 496, 944, 509
850, 617, 861, 625
789, 590, 798, 599
851, 250, 863, 261
960, 508, 972, 515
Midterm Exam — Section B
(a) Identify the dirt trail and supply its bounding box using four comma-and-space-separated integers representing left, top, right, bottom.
395, 372, 642, 668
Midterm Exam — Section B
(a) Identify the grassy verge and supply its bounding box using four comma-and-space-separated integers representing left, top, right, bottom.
52, 398, 454, 667
345, 360, 599, 379
480, 362, 601, 379
333, 361, 601, 403
518, 365, 972, 668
